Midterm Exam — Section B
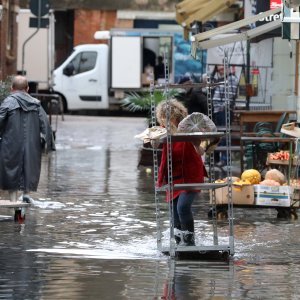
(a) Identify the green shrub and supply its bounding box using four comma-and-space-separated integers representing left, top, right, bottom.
0, 77, 12, 102
121, 89, 180, 118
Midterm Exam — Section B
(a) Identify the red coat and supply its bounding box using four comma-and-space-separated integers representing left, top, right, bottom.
157, 141, 206, 201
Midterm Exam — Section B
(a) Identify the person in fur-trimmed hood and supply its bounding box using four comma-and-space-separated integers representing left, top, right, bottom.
0, 75, 54, 204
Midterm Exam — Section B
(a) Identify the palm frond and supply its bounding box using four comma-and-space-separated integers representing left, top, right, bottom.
121, 89, 180, 113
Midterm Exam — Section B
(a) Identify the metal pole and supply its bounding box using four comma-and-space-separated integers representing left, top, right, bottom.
245, 40, 251, 110
21, 0, 42, 75
150, 70, 162, 251
164, 48, 175, 258
224, 50, 234, 255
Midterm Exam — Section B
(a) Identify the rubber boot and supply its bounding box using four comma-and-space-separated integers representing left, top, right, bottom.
182, 231, 195, 246
22, 194, 32, 203
174, 228, 183, 245
9, 191, 18, 202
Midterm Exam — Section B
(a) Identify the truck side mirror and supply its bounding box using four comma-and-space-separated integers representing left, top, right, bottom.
63, 63, 75, 76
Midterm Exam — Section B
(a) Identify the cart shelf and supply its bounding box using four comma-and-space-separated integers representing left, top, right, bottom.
160, 244, 231, 253
159, 132, 225, 143
157, 182, 228, 192
0, 200, 31, 208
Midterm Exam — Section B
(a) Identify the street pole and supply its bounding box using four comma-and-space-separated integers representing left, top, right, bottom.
21, 0, 42, 75
246, 39, 251, 110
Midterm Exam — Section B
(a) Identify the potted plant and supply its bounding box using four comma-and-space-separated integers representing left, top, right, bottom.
121, 89, 181, 125
121, 89, 181, 167
0, 77, 12, 102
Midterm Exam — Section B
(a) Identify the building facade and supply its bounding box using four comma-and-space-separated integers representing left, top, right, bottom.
17, 0, 241, 73
18, 0, 183, 68
0, 0, 19, 80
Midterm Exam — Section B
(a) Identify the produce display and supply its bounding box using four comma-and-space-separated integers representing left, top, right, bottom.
259, 179, 281, 186
265, 169, 286, 185
233, 179, 252, 186
215, 168, 288, 187
241, 169, 261, 184
268, 151, 290, 160
213, 145, 300, 207
290, 179, 300, 187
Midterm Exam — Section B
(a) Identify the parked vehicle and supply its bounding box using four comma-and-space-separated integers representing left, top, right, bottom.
52, 28, 204, 112
17, 9, 55, 91
17, 10, 296, 113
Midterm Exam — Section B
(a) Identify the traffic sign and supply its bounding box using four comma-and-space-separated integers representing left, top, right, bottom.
270, 0, 282, 10
30, 0, 49, 17
29, 17, 49, 28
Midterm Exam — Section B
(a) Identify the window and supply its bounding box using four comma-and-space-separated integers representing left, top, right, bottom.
0, 5, 3, 21
70, 51, 97, 75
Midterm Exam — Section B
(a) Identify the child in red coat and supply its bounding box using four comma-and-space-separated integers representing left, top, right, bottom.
156, 99, 206, 246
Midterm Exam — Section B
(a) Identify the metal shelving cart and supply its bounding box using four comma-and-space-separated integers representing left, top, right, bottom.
150, 51, 234, 259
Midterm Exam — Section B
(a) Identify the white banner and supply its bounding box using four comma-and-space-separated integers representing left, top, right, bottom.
207, 35, 273, 68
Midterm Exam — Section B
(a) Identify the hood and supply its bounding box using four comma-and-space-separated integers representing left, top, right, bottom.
9, 92, 40, 112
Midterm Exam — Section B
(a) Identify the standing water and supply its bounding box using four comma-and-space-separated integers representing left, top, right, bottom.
0, 115, 300, 299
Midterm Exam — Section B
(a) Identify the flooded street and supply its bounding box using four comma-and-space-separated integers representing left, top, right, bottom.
1, 115, 300, 299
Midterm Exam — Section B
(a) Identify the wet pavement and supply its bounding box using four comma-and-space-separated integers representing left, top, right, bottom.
0, 115, 300, 299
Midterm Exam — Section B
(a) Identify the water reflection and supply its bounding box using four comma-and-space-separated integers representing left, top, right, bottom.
1, 116, 300, 299
157, 260, 234, 299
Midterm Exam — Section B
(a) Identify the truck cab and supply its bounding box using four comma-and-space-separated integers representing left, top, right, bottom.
52, 44, 109, 111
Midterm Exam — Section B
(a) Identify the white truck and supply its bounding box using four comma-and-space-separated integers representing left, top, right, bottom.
17, 9, 55, 91
52, 28, 204, 112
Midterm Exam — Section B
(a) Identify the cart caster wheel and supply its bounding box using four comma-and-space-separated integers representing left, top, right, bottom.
14, 209, 25, 224
276, 208, 291, 219
207, 208, 215, 219
290, 210, 298, 220
217, 211, 228, 219
221, 251, 229, 261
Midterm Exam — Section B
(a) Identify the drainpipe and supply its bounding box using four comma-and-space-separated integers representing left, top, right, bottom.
21, 0, 42, 75
246, 40, 251, 110
296, 40, 300, 121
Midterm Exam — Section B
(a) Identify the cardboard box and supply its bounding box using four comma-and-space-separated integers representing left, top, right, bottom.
212, 185, 255, 205
141, 73, 151, 85
281, 122, 300, 138
291, 187, 300, 207
253, 185, 291, 207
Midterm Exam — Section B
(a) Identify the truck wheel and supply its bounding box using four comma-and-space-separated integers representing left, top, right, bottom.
221, 251, 229, 261
217, 211, 228, 219
276, 208, 294, 219
55, 94, 68, 113
60, 96, 68, 113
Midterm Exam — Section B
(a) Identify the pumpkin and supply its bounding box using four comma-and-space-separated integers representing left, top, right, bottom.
233, 179, 252, 186
215, 179, 226, 183
259, 179, 280, 186
265, 169, 286, 185
241, 169, 261, 184
223, 176, 240, 183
